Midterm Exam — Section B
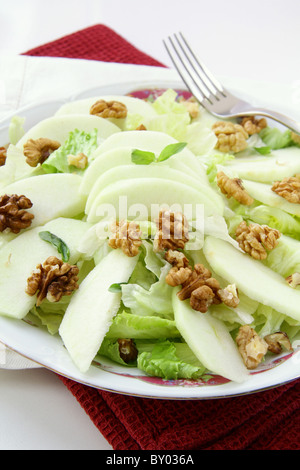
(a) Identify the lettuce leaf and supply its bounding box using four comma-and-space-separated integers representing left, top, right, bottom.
151, 89, 188, 115
128, 245, 158, 290
28, 298, 69, 335
202, 152, 235, 183
106, 311, 181, 339
148, 89, 191, 141
234, 203, 300, 240
136, 340, 206, 380
98, 338, 137, 366
259, 127, 294, 149
121, 263, 174, 318
147, 113, 190, 142
42, 128, 98, 173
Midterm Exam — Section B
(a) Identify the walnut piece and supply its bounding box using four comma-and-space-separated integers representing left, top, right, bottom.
179, 96, 200, 119
217, 171, 254, 205
23, 138, 61, 167
109, 220, 142, 257
236, 325, 268, 369
67, 152, 88, 169
166, 266, 193, 287
176, 264, 210, 302
153, 210, 189, 253
136, 124, 147, 131
90, 100, 127, 119
26, 256, 79, 306
0, 146, 7, 166
271, 175, 300, 204
217, 284, 240, 308
286, 272, 300, 288
264, 332, 293, 354
291, 132, 300, 145
174, 263, 239, 312
117, 339, 138, 363
164, 249, 190, 268
235, 221, 281, 260
240, 116, 267, 135
212, 121, 248, 153
190, 285, 215, 313
0, 194, 34, 234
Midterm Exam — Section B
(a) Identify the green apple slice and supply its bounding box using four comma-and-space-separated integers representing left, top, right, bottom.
59, 249, 138, 373
242, 179, 300, 217
80, 131, 209, 196
0, 218, 90, 319
203, 236, 300, 322
172, 288, 249, 383
86, 177, 224, 223
55, 95, 158, 130
85, 164, 204, 213
226, 147, 300, 183
16, 114, 120, 151
1, 173, 86, 228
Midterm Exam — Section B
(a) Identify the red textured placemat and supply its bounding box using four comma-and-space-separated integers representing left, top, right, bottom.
58, 375, 300, 450
23, 24, 165, 67
24, 24, 300, 451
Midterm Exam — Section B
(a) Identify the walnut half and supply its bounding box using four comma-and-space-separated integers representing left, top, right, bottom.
264, 332, 293, 354
0, 194, 34, 234
23, 138, 61, 167
217, 171, 254, 206
271, 175, 300, 204
235, 221, 281, 260
153, 210, 189, 253
236, 325, 269, 369
108, 220, 142, 257
213, 121, 248, 153
26, 256, 79, 306
172, 263, 240, 313
90, 100, 127, 119
240, 116, 267, 135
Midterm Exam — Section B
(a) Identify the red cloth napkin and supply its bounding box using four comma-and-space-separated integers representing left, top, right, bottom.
23, 24, 300, 451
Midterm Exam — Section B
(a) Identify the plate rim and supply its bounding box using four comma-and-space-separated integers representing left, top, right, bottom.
0, 77, 300, 399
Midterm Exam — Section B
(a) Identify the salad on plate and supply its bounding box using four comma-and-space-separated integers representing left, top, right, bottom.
0, 87, 300, 386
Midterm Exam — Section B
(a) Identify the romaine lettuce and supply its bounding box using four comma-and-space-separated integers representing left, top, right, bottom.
121, 263, 174, 318
259, 127, 294, 149
233, 203, 300, 240
136, 340, 206, 380
42, 128, 98, 173
105, 311, 181, 339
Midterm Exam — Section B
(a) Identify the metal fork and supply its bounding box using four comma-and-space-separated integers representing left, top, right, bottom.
163, 33, 300, 134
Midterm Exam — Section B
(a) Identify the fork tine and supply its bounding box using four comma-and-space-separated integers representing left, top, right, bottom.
164, 35, 213, 104
177, 32, 226, 97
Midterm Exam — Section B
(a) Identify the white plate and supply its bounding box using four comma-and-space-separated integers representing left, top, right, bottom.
0, 78, 300, 400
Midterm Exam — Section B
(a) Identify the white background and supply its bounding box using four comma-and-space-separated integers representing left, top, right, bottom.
0, 0, 299, 450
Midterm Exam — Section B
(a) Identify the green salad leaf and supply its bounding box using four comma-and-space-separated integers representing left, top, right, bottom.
42, 128, 98, 173
106, 311, 181, 340
39, 231, 70, 262
131, 142, 187, 165
259, 127, 294, 149
131, 149, 156, 165
137, 340, 206, 380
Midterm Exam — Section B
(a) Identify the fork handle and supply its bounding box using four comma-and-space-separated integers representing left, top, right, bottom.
242, 108, 300, 135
